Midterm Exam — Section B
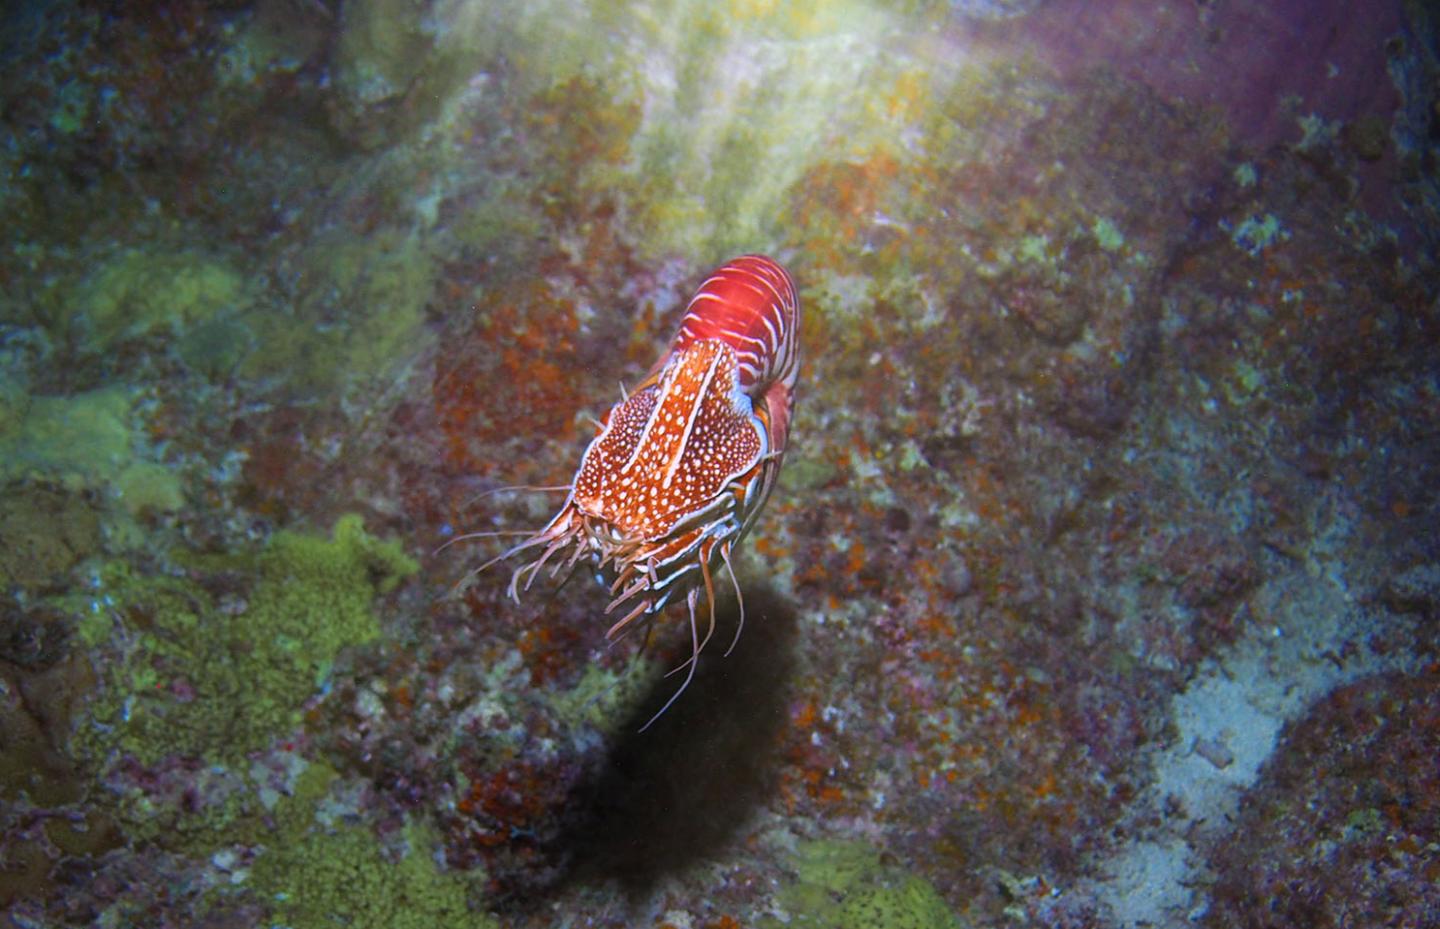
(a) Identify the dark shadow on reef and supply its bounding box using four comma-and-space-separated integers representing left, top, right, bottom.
552, 585, 798, 901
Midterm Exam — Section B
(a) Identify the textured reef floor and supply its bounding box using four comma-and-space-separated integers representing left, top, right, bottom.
1, 1, 1437, 927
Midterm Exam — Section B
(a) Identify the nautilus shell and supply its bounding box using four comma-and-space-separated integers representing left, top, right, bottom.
475, 255, 799, 728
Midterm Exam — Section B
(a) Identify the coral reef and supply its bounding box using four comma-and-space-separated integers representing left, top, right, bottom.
0, 0, 1435, 927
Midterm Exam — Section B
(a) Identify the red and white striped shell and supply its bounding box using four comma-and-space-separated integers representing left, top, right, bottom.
475, 255, 799, 729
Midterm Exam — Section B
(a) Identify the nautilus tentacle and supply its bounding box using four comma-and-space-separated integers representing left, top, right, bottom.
471, 255, 799, 730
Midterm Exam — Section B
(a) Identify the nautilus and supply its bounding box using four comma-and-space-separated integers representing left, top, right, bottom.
470, 255, 799, 729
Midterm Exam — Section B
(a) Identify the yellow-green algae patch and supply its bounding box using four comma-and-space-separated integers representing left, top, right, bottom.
248, 762, 495, 929
333, 0, 435, 110
0, 386, 136, 488
240, 228, 436, 399
254, 820, 490, 929
111, 460, 187, 518
765, 840, 963, 929
552, 659, 658, 735
53, 248, 250, 353
74, 515, 418, 770
0, 372, 184, 525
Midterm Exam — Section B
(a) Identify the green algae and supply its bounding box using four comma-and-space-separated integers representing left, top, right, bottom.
1227, 359, 1266, 403
38, 230, 434, 402
49, 79, 91, 134
111, 460, 187, 518
766, 840, 963, 929
242, 762, 495, 929
836, 875, 963, 929
1091, 216, 1125, 252
250, 789, 494, 929
333, 0, 435, 110
145, 760, 499, 928
216, 0, 328, 84
61, 517, 418, 866
1229, 213, 1289, 256
241, 228, 436, 399
75, 515, 418, 770
57, 248, 250, 354
785, 455, 841, 491
176, 312, 257, 381
254, 824, 489, 929
0, 382, 185, 547
1016, 233, 1051, 264
0, 386, 136, 489
553, 659, 657, 735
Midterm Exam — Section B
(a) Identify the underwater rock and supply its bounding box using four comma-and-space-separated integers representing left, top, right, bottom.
0, 388, 135, 490
329, 0, 437, 148
0, 598, 73, 671
0, 484, 101, 589
1204, 672, 1440, 928
1382, 562, 1440, 617
56, 249, 250, 356
1342, 114, 1390, 163
0, 621, 93, 811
